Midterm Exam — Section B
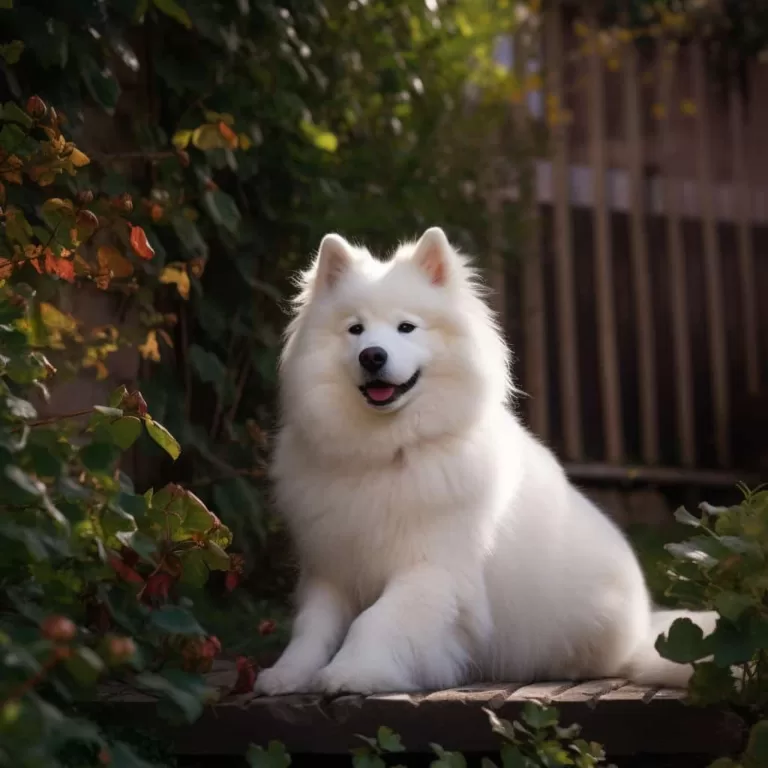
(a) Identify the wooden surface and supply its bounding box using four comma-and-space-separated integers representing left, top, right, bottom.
102, 661, 744, 757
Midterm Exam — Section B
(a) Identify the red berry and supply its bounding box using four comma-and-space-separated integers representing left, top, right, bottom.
41, 615, 76, 642
258, 619, 276, 636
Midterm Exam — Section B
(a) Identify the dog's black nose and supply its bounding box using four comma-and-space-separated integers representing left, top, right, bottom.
359, 346, 388, 373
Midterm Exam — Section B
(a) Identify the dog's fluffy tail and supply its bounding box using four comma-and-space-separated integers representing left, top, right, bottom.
623, 609, 718, 688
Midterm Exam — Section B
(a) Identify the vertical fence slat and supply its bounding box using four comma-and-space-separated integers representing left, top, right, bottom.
658, 43, 695, 467
515, 29, 548, 439
730, 91, 761, 395
692, 43, 730, 467
546, 6, 582, 460
587, 10, 624, 464
624, 41, 659, 465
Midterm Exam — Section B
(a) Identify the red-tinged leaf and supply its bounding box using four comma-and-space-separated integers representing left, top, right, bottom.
0, 258, 13, 279
233, 656, 257, 693
129, 224, 155, 261
108, 555, 144, 584
224, 570, 240, 592
143, 571, 174, 602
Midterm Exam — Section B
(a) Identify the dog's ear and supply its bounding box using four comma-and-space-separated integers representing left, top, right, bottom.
412, 227, 453, 286
314, 233, 354, 290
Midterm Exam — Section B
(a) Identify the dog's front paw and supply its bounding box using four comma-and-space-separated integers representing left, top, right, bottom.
313, 659, 415, 695
253, 665, 316, 696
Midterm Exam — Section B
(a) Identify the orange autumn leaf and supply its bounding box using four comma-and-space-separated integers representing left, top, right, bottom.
218, 121, 238, 149
129, 225, 155, 261
0, 259, 13, 279
44, 249, 75, 283
97, 245, 134, 278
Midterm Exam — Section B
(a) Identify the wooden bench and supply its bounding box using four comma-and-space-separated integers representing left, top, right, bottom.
102, 661, 744, 759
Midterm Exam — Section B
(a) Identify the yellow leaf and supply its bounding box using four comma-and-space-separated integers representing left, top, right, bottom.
159, 264, 190, 299
139, 330, 161, 362
191, 124, 229, 151
69, 148, 90, 167
651, 102, 666, 120
238, 133, 252, 151
172, 130, 193, 149
97, 245, 134, 278
40, 303, 78, 335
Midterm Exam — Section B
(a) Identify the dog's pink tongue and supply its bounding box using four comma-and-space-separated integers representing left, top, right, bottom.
367, 386, 395, 402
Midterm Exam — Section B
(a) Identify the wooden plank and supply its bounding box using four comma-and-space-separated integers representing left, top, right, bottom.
552, 678, 627, 703
565, 461, 759, 487
691, 42, 730, 467
624, 41, 659, 465
657, 43, 696, 467
730, 91, 761, 395
97, 665, 743, 756
509, 681, 576, 702
545, 6, 582, 460
599, 683, 659, 704
586, 9, 624, 464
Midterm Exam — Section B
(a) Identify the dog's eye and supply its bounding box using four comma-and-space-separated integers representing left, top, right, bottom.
348, 323, 365, 335
398, 322, 416, 334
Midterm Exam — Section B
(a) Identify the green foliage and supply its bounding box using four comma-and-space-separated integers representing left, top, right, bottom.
251, 705, 612, 768
1, 0, 542, 590
0, 89, 250, 766
654, 489, 768, 766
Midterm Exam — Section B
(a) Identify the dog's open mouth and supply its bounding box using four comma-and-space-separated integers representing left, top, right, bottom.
359, 370, 421, 407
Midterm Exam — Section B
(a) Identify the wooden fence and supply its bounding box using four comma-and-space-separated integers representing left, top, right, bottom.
499, 7, 768, 488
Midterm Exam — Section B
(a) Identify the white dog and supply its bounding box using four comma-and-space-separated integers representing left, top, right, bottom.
254, 227, 716, 696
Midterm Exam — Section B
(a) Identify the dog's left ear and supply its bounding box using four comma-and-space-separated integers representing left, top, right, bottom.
412, 227, 453, 287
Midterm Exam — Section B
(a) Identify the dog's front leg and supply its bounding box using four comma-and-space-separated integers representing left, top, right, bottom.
314, 564, 470, 694
254, 577, 351, 695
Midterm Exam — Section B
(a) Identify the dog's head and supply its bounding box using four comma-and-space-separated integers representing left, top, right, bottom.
279, 227, 511, 461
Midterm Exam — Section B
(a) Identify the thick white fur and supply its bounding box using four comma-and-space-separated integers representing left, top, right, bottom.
254, 227, 717, 696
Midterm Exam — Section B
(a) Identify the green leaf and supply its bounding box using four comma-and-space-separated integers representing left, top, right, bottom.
145, 418, 181, 460
79, 442, 120, 473
65, 647, 105, 686
247, 741, 292, 768
149, 605, 205, 635
377, 726, 405, 753
101, 504, 138, 538
115, 530, 157, 561
79, 54, 121, 113
499, 744, 534, 768
188, 344, 226, 392
520, 701, 559, 730
673, 506, 702, 528
179, 549, 208, 587
709, 618, 755, 667
202, 188, 241, 236
152, 0, 192, 28
0, 41, 23, 65
93, 405, 124, 418
201, 540, 230, 571
109, 385, 129, 407
0, 1, 14, 9
2, 101, 33, 129
655, 618, 708, 664
5, 465, 44, 497
108, 416, 143, 450
714, 592, 754, 622
135, 669, 209, 723
687, 661, 737, 707
745, 720, 768, 768
430, 744, 467, 768
6, 394, 37, 420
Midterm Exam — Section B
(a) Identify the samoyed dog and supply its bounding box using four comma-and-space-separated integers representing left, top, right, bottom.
254, 227, 716, 696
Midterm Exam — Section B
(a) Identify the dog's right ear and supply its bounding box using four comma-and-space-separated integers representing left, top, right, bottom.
313, 233, 354, 291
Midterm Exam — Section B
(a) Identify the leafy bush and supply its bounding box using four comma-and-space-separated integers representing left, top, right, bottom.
0, 93, 245, 767
655, 488, 768, 767
246, 703, 612, 768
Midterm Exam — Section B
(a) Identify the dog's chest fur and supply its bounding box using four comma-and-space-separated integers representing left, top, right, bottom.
274, 428, 498, 608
